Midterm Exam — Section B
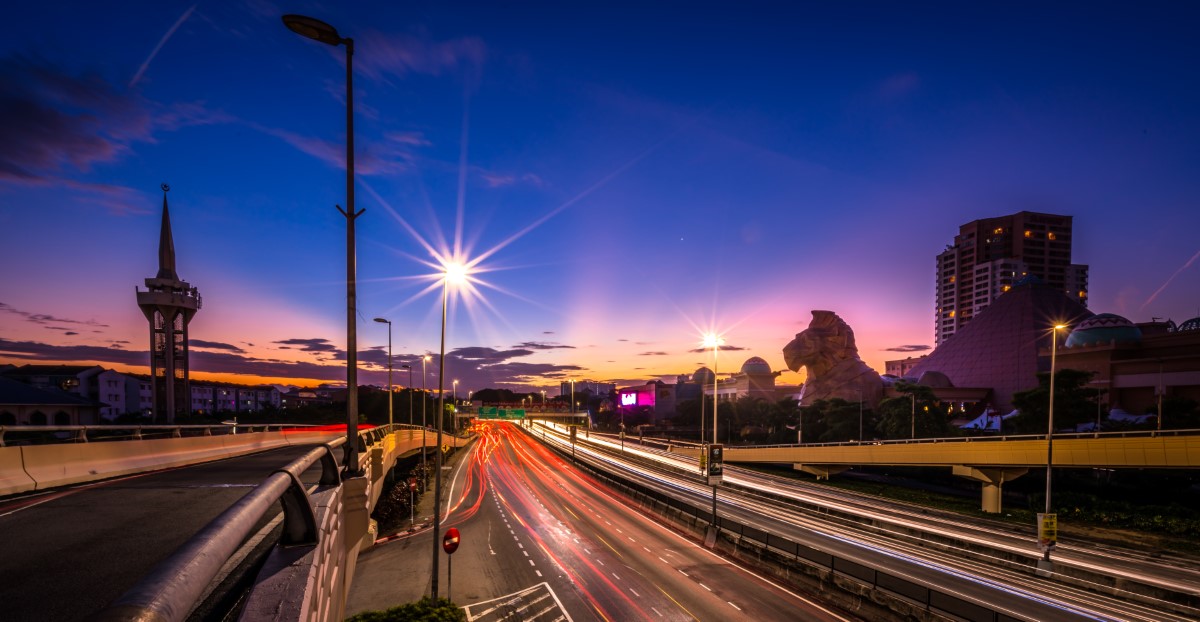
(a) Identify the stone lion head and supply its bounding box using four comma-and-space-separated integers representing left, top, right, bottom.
783, 310, 859, 378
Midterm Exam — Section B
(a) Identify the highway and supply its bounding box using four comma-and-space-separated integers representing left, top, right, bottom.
539, 423, 1199, 622
0, 445, 328, 622
350, 422, 853, 621
581, 428, 1200, 611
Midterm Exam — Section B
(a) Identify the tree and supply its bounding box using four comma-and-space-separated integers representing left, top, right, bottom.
875, 381, 952, 440
1009, 368, 1098, 434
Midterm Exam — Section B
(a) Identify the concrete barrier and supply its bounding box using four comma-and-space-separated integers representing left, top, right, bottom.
0, 447, 35, 497
3, 431, 339, 495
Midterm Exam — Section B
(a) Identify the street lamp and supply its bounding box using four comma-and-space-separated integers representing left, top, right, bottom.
401, 364, 413, 426
453, 380, 459, 433
422, 354, 430, 477
432, 261, 468, 598
373, 318, 392, 427
1041, 323, 1067, 569
283, 14, 361, 474
911, 392, 916, 439
702, 333, 724, 446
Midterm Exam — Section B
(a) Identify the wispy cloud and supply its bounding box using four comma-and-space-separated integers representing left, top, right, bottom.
480, 171, 545, 188
639, 351, 669, 356
687, 344, 747, 353
355, 30, 486, 82
192, 339, 246, 354
1140, 248, 1200, 311
273, 337, 341, 354
0, 302, 109, 327
883, 344, 930, 353
514, 341, 575, 350
249, 122, 426, 175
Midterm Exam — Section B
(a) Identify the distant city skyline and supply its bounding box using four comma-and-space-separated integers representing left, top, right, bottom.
2, 2, 1198, 393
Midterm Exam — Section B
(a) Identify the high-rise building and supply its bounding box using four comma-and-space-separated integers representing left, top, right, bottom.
935, 211, 1087, 345
136, 185, 202, 423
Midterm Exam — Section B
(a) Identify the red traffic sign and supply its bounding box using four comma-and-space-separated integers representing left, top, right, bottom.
408, 477, 418, 491
442, 527, 461, 554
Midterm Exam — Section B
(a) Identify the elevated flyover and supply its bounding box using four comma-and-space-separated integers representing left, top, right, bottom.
684, 430, 1200, 512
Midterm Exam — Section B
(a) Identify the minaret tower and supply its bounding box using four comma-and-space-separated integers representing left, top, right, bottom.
136, 184, 202, 423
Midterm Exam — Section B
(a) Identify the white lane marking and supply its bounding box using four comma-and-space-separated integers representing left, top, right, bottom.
536, 570, 543, 577
678, 569, 689, 577
518, 543, 524, 549
630, 588, 640, 597
529, 559, 536, 566
728, 602, 741, 611
612, 572, 621, 580
523, 550, 530, 557
651, 607, 663, 617
658, 557, 669, 563
700, 583, 711, 592
597, 559, 605, 566
643, 546, 651, 553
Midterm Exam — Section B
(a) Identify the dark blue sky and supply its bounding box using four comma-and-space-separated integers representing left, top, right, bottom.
1, 1, 1198, 391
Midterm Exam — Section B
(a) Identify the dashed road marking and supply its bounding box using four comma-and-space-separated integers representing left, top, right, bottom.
728, 602, 741, 611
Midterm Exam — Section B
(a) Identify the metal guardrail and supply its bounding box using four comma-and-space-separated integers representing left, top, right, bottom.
0, 423, 310, 447
627, 427, 1200, 451
90, 424, 414, 622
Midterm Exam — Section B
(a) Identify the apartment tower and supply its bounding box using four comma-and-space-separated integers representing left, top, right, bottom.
935, 211, 1087, 345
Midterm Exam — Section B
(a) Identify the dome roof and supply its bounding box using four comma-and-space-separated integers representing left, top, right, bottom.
1065, 313, 1142, 348
692, 367, 715, 385
1178, 317, 1200, 332
740, 356, 773, 375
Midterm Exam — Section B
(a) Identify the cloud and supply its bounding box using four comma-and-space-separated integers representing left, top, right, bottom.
250, 122, 425, 176
543, 331, 554, 335
617, 339, 629, 342
449, 346, 534, 364
0, 302, 109, 327
273, 338, 341, 354
639, 351, 668, 356
0, 55, 229, 212
64, 331, 78, 336
191, 339, 247, 353
883, 345, 931, 353
355, 30, 486, 82
687, 344, 748, 353
514, 341, 575, 350
480, 171, 545, 188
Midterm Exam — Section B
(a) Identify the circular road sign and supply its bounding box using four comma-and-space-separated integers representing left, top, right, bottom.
442, 527, 461, 554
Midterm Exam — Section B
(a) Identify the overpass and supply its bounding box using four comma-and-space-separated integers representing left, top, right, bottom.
0, 423, 471, 621
668, 429, 1200, 512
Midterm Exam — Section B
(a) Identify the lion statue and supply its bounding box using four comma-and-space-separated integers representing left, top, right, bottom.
783, 310, 883, 407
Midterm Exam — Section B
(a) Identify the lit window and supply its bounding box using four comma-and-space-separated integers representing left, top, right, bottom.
949, 310, 956, 318
1024, 230, 1032, 238
1002, 285, 1011, 292
1048, 232, 1057, 240
949, 276, 955, 283
993, 227, 1003, 234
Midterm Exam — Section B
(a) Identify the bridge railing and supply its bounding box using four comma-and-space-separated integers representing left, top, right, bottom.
0, 423, 312, 447
710, 426, 1200, 450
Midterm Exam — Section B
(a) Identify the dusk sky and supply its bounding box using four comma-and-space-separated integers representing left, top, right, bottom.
2, 2, 1198, 395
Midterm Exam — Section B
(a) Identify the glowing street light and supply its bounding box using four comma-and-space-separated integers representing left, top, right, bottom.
702, 333, 724, 445
373, 318, 392, 427
1040, 323, 1067, 570
282, 13, 361, 474
432, 261, 469, 598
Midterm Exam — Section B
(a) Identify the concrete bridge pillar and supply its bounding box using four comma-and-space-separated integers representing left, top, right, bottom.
952, 465, 1028, 513
793, 464, 849, 480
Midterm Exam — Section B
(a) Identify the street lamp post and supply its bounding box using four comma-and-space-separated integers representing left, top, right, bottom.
432, 263, 467, 598
283, 14, 362, 474
422, 354, 430, 477
910, 392, 916, 439
401, 364, 413, 426
453, 379, 459, 433
1041, 323, 1066, 569
373, 318, 392, 427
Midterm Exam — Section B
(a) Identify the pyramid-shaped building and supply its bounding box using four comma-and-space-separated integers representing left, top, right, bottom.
907, 281, 1093, 412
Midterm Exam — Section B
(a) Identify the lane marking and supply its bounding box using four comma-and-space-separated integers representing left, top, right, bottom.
700, 583, 711, 592
678, 570, 689, 577
630, 588, 640, 597
728, 602, 741, 611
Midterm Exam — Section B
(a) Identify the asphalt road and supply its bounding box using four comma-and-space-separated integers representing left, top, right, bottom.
348, 422, 854, 621
0, 445, 328, 622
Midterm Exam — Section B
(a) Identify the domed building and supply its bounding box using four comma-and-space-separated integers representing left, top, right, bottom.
705, 356, 781, 402
691, 367, 715, 386
1065, 313, 1142, 348
1056, 312, 1200, 419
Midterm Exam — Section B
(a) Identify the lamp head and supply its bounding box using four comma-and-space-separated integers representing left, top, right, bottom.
702, 333, 725, 349
282, 14, 344, 46
373, 317, 389, 324
443, 261, 469, 285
